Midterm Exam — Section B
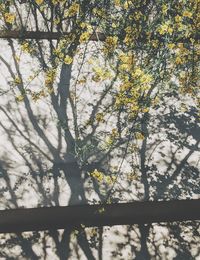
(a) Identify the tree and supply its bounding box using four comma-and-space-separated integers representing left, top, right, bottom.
0, 0, 199, 259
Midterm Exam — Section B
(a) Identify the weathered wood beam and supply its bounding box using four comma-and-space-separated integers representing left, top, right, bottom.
0, 199, 199, 233
0, 30, 199, 43
0, 30, 106, 41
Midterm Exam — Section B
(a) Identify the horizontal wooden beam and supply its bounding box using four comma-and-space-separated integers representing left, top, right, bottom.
0, 30, 106, 41
0, 199, 199, 233
0, 30, 199, 44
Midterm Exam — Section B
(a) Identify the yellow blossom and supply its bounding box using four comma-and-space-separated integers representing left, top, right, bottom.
162, 4, 168, 15
140, 74, 153, 84
105, 36, 118, 49
54, 17, 60, 25
64, 55, 73, 64
183, 10, 192, 18
175, 15, 182, 23
133, 68, 143, 77
80, 22, 93, 32
125, 26, 132, 34
92, 66, 112, 81
14, 55, 20, 62
142, 107, 150, 113
135, 132, 145, 140
112, 22, 117, 28
151, 40, 159, 48
134, 11, 142, 21
158, 22, 173, 35
45, 68, 57, 86
105, 176, 116, 185
79, 31, 91, 43
111, 128, 119, 138
127, 171, 138, 181
14, 76, 22, 85
16, 95, 24, 102
105, 136, 114, 146
124, 0, 132, 10
77, 77, 87, 84
175, 56, 183, 65
167, 43, 175, 49
64, 3, 79, 17
119, 52, 134, 65
80, 22, 87, 29
96, 113, 105, 123
4, 13, 15, 24
90, 169, 104, 182
21, 42, 34, 54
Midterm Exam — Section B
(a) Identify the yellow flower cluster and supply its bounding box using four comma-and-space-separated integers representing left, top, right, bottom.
157, 21, 173, 35
64, 55, 73, 64
173, 43, 192, 66
183, 10, 192, 18
4, 13, 15, 24
119, 52, 134, 71
162, 4, 168, 15
115, 62, 153, 117
64, 3, 79, 17
105, 136, 114, 147
175, 56, 183, 65
90, 169, 116, 184
92, 8, 106, 18
78, 22, 93, 44
45, 68, 57, 87
111, 128, 119, 138
31, 90, 46, 102
53, 48, 64, 59
167, 43, 175, 49
77, 76, 87, 85
123, 26, 139, 46
79, 31, 91, 43
127, 171, 138, 181
105, 175, 116, 185
124, 0, 132, 10
52, 36, 76, 64
95, 113, 105, 123
90, 169, 104, 182
105, 36, 118, 47
104, 36, 118, 54
132, 68, 153, 86
14, 76, 22, 85
16, 95, 24, 102
135, 132, 145, 140
175, 15, 182, 23
92, 66, 112, 82
80, 22, 93, 32
21, 41, 34, 54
